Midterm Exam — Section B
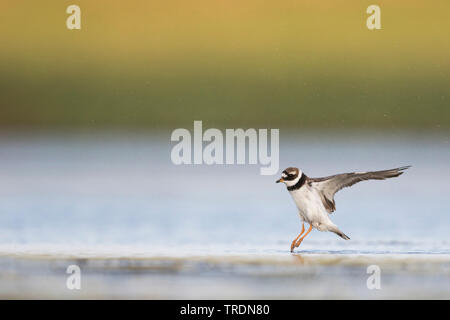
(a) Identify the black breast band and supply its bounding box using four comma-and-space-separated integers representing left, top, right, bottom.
287, 174, 307, 191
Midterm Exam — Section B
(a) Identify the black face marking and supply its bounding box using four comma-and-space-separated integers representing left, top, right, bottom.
282, 170, 297, 181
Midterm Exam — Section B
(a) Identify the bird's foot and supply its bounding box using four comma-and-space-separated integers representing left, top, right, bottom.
290, 240, 303, 252
290, 240, 296, 253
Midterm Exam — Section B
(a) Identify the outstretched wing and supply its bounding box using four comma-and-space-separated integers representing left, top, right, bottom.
310, 166, 411, 213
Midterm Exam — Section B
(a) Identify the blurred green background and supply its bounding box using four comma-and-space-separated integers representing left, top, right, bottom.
1, 0, 449, 130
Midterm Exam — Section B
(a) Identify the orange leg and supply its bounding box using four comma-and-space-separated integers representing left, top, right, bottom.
290, 223, 305, 252
294, 224, 313, 248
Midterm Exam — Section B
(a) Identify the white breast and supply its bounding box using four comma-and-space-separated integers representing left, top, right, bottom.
289, 185, 329, 226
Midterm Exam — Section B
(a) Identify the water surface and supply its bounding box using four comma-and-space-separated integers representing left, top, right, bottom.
0, 131, 448, 298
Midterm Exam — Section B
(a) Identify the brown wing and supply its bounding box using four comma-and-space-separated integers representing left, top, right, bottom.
310, 166, 410, 213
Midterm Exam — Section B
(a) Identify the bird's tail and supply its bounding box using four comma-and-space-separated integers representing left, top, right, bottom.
331, 227, 350, 240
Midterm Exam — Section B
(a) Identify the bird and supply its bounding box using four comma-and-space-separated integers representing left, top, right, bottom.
276, 166, 410, 252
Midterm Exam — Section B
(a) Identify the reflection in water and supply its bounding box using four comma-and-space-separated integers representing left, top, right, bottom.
291, 254, 305, 265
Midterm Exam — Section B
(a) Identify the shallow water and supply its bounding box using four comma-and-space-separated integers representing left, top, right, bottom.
1, 250, 449, 299
0, 131, 449, 298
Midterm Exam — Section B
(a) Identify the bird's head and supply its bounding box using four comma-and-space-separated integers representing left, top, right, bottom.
276, 167, 303, 187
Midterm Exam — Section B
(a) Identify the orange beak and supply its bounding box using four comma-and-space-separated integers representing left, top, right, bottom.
276, 178, 284, 183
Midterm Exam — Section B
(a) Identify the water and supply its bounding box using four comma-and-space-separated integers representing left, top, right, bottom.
0, 131, 449, 298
